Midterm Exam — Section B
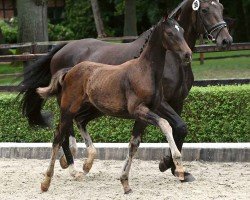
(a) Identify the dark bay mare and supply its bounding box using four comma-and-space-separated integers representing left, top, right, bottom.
37, 17, 192, 193
19, 0, 232, 181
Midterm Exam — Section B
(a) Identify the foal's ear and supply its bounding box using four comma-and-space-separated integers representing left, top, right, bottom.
163, 15, 168, 22
173, 8, 182, 21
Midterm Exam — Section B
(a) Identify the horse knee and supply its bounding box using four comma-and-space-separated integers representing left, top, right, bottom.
175, 122, 188, 138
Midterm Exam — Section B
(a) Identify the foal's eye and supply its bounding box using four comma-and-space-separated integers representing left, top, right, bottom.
167, 32, 174, 37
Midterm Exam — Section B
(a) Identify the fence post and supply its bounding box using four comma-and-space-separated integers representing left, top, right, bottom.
199, 35, 204, 65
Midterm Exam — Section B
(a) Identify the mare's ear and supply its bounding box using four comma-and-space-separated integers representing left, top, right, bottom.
167, 6, 182, 21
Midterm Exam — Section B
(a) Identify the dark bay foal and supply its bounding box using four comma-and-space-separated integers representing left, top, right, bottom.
37, 18, 192, 193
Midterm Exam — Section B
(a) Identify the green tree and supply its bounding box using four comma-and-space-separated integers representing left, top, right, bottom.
123, 0, 137, 36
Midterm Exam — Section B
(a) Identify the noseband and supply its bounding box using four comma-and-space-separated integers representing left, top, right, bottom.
206, 21, 227, 41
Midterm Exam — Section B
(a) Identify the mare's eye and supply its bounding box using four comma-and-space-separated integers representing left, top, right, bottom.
201, 8, 208, 14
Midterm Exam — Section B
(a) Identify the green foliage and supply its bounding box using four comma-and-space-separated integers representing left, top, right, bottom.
64, 0, 96, 39
0, 85, 249, 143
0, 18, 18, 43
48, 23, 74, 41
183, 86, 250, 142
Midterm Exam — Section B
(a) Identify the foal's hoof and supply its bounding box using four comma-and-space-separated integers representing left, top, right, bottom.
41, 182, 49, 192
59, 155, 69, 169
72, 171, 84, 181
180, 172, 196, 183
159, 156, 172, 172
83, 162, 93, 175
124, 189, 133, 194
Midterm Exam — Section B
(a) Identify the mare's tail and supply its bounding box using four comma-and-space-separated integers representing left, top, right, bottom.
18, 43, 67, 126
37, 68, 70, 99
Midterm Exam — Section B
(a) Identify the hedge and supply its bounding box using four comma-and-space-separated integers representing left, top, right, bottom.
0, 85, 249, 143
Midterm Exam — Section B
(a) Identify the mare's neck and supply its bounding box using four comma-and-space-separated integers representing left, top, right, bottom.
139, 25, 166, 81
133, 29, 152, 46
178, 1, 199, 50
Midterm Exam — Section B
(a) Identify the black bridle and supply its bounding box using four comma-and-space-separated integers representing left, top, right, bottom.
197, 10, 227, 42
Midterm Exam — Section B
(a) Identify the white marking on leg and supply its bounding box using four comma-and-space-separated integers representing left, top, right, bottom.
158, 118, 184, 180
79, 128, 97, 174
69, 136, 77, 156
158, 118, 181, 158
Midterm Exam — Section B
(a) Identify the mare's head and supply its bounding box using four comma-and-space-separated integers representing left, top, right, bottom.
161, 18, 192, 64
191, 0, 233, 49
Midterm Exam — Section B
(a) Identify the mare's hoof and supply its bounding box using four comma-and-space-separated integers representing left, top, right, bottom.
41, 182, 49, 192
174, 170, 185, 181
41, 111, 53, 128
124, 189, 133, 194
59, 155, 69, 169
159, 156, 172, 172
180, 172, 196, 183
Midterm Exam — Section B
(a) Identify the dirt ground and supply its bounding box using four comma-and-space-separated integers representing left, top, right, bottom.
0, 158, 249, 200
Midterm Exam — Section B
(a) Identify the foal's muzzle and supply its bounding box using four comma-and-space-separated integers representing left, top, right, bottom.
182, 52, 192, 64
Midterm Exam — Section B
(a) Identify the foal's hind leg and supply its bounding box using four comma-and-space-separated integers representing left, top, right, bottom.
79, 126, 97, 174
41, 129, 60, 192
120, 121, 146, 194
133, 104, 185, 181
41, 121, 76, 191
75, 107, 101, 174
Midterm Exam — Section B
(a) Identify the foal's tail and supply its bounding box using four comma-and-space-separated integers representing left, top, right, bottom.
37, 68, 70, 99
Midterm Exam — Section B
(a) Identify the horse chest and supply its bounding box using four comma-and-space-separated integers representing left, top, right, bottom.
163, 55, 193, 101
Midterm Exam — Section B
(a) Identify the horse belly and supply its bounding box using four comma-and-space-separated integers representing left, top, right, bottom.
86, 74, 128, 115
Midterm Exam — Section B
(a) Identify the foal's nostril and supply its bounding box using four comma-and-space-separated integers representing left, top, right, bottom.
184, 52, 192, 63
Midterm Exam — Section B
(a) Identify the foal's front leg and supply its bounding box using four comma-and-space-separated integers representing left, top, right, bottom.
134, 104, 185, 181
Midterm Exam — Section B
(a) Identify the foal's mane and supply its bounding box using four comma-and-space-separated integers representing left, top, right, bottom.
133, 20, 164, 59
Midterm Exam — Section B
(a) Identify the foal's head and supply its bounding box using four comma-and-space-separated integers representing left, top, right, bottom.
161, 18, 192, 64
193, 0, 233, 48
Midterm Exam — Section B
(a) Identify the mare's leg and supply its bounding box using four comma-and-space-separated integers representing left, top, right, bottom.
156, 102, 186, 170
59, 126, 77, 169
120, 121, 146, 194
133, 104, 185, 180
157, 102, 195, 182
